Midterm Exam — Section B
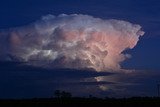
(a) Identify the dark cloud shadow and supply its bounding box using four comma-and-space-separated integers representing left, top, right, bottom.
0, 61, 114, 98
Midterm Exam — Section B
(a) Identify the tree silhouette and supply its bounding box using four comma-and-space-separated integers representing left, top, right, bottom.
54, 90, 61, 98
54, 90, 72, 98
61, 91, 72, 98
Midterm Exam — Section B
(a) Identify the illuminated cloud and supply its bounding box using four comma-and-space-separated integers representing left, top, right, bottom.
0, 14, 144, 71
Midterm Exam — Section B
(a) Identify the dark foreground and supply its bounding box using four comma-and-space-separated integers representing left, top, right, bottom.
1, 97, 160, 107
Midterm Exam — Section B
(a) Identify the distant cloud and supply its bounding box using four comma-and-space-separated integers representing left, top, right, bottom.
0, 14, 144, 71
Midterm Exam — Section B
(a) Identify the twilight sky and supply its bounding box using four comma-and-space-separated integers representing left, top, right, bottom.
0, 0, 160, 98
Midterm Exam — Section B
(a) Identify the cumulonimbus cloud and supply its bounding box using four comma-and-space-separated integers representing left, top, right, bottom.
0, 14, 144, 71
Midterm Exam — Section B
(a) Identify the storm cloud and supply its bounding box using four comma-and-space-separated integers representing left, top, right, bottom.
0, 14, 144, 71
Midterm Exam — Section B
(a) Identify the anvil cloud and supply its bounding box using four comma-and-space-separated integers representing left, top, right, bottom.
0, 14, 144, 71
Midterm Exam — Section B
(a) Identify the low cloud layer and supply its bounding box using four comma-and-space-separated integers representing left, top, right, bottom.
0, 14, 144, 71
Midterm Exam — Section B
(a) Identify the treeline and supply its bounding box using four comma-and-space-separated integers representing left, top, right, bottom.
1, 90, 160, 107
1, 97, 160, 107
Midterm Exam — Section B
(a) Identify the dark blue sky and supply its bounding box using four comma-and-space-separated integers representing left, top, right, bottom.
0, 0, 160, 98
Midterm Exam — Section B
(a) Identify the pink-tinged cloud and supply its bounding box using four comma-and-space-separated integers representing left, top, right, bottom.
0, 14, 144, 71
